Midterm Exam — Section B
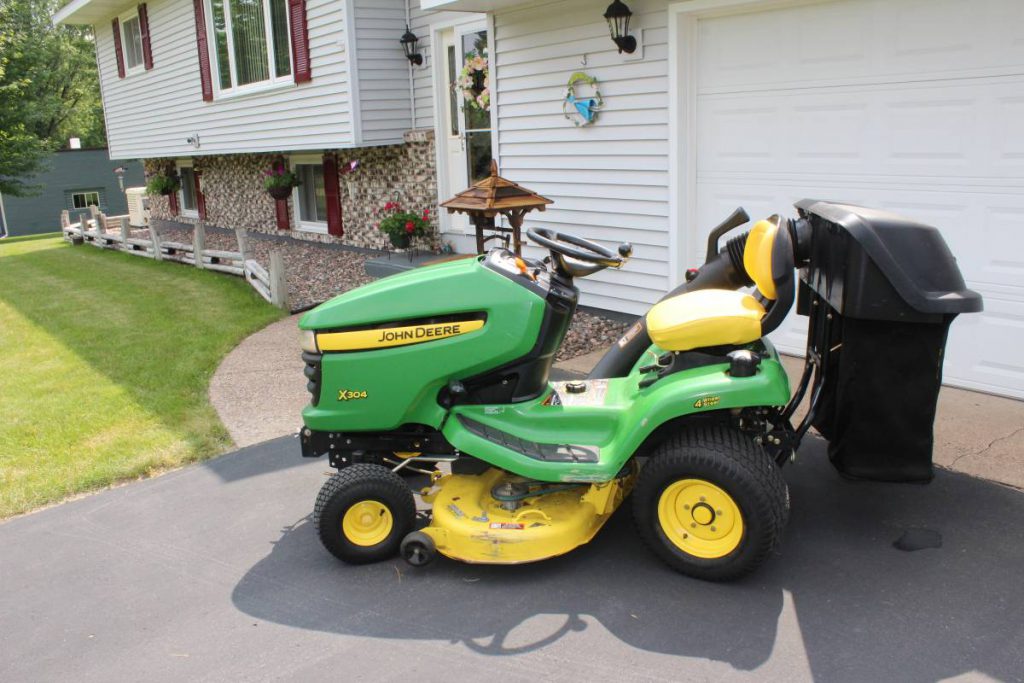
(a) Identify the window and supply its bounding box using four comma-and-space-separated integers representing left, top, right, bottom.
71, 192, 101, 209
208, 0, 292, 93
291, 158, 327, 230
121, 13, 145, 72
177, 163, 198, 217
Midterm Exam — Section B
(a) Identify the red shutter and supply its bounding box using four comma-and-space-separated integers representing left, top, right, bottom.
168, 192, 180, 216
138, 4, 154, 70
194, 170, 207, 220
192, 0, 214, 101
275, 199, 290, 230
288, 0, 312, 83
323, 153, 342, 237
112, 18, 126, 78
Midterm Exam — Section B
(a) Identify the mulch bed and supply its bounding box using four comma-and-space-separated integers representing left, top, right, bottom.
131, 224, 632, 360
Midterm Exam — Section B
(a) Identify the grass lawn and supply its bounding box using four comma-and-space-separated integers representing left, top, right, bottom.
0, 235, 286, 517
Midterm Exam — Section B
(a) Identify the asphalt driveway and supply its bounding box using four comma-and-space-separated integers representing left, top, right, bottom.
2, 436, 1022, 682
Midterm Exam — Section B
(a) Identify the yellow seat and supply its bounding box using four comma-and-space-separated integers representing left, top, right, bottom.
646, 289, 766, 352
645, 217, 784, 353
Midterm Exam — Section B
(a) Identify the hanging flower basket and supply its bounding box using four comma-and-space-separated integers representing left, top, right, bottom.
263, 162, 300, 200
146, 172, 180, 196
456, 49, 489, 112
268, 185, 293, 200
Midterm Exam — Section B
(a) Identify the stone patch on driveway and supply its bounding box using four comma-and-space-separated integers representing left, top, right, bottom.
1, 436, 1022, 682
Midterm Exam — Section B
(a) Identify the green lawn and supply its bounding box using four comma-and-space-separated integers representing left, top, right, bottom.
0, 236, 285, 517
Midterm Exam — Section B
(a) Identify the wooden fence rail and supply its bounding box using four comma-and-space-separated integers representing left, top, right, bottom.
61, 210, 288, 309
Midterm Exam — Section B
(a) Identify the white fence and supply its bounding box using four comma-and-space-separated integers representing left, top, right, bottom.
61, 208, 288, 309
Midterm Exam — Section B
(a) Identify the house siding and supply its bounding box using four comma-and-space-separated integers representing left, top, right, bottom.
492, 0, 671, 316
352, 0, 413, 143
0, 150, 144, 236
95, 0, 355, 159
408, 1, 482, 131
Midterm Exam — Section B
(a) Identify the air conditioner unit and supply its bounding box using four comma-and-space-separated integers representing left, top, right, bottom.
126, 187, 150, 227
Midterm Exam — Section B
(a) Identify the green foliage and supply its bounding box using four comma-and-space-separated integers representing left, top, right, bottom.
146, 172, 181, 196
0, 236, 285, 517
262, 162, 300, 191
0, 0, 106, 196
377, 201, 431, 245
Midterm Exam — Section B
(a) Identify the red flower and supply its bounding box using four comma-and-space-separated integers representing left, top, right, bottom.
405, 221, 415, 234
423, 208, 430, 217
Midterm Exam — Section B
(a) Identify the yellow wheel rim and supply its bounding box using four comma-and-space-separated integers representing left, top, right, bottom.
657, 479, 744, 559
341, 500, 393, 547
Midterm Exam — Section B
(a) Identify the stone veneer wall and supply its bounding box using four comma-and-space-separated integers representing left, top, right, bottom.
145, 129, 438, 250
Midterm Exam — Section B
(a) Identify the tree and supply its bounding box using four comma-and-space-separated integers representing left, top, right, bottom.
0, 0, 106, 196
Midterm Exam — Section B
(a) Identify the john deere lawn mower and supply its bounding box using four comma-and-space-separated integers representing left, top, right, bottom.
298, 200, 981, 581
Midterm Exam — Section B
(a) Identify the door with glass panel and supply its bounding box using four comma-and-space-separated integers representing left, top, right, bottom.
441, 24, 492, 233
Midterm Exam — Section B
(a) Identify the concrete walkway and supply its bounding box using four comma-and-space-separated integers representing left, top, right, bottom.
211, 319, 1024, 488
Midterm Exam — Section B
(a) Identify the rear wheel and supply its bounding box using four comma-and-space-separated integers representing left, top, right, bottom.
633, 426, 788, 581
314, 464, 416, 564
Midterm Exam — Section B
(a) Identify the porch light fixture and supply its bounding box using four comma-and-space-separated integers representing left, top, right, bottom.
603, 0, 637, 54
400, 26, 423, 66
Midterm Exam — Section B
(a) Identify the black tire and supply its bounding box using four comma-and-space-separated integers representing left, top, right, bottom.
314, 464, 416, 564
400, 531, 437, 567
632, 426, 789, 581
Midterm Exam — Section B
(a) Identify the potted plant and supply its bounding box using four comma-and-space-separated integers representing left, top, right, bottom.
146, 171, 180, 196
377, 202, 431, 249
263, 162, 300, 200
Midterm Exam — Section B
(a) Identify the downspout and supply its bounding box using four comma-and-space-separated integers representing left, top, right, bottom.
0, 191, 8, 237
406, 0, 416, 129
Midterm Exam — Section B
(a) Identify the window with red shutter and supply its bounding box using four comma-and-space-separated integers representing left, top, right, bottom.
289, 0, 312, 84
138, 4, 153, 70
112, 18, 126, 79
192, 0, 213, 101
323, 154, 342, 236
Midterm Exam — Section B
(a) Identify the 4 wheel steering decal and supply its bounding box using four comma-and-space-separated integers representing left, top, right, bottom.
317, 318, 485, 352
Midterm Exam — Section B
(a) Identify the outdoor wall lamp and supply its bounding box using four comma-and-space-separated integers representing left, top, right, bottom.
400, 26, 423, 66
603, 0, 637, 54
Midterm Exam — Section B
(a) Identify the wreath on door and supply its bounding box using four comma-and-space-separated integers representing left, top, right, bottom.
457, 49, 490, 112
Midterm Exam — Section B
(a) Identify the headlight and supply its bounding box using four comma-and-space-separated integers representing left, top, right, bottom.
300, 329, 319, 354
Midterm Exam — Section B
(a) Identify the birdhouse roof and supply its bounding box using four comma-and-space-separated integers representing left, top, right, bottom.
441, 160, 553, 217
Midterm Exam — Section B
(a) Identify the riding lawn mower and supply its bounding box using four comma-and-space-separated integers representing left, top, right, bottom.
297, 200, 981, 581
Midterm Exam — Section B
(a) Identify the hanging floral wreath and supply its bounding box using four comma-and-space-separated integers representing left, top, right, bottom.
456, 49, 489, 112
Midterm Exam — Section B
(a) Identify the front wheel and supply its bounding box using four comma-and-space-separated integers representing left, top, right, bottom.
633, 427, 789, 581
314, 464, 416, 564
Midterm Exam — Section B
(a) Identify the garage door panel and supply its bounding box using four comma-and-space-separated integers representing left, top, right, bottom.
699, 78, 1024, 180
692, 0, 1024, 398
698, 0, 1024, 94
944, 295, 1024, 399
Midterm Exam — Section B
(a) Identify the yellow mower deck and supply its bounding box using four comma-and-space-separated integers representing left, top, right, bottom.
419, 467, 633, 564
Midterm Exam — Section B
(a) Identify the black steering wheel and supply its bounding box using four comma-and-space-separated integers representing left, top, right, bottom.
527, 227, 632, 278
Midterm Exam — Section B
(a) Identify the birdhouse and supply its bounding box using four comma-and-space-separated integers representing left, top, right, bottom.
441, 160, 553, 255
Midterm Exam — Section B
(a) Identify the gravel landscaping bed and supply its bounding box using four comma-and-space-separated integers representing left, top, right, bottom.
132, 224, 632, 359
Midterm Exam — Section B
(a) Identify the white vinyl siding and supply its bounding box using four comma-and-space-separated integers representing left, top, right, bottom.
352, 0, 412, 143
408, 1, 476, 130
492, 0, 670, 315
95, 0, 354, 158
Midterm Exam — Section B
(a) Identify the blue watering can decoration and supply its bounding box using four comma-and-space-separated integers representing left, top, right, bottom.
563, 72, 604, 127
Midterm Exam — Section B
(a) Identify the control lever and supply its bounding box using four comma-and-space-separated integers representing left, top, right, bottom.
704, 207, 750, 265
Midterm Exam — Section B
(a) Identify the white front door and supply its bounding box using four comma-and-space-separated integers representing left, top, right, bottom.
439, 23, 492, 234
684, 0, 1024, 399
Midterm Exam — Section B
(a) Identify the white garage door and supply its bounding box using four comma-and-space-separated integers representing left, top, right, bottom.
690, 0, 1024, 399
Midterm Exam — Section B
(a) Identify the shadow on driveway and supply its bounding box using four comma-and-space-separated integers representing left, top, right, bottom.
231, 437, 1024, 680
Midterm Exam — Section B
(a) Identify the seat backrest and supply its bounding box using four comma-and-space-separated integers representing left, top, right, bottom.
742, 215, 795, 336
